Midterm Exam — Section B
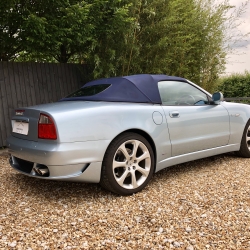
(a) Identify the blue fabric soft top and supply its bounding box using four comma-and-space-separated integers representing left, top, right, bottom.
60, 74, 187, 104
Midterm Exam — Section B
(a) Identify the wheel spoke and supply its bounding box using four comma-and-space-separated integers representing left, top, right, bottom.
137, 151, 150, 163
131, 171, 138, 188
136, 166, 150, 176
246, 126, 250, 149
113, 160, 126, 169
119, 144, 130, 161
116, 169, 129, 186
131, 140, 141, 158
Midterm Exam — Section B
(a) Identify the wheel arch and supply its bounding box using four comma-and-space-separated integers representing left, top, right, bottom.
236, 118, 250, 158
104, 129, 157, 172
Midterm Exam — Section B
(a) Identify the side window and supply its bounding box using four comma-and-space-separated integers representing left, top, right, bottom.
158, 81, 209, 106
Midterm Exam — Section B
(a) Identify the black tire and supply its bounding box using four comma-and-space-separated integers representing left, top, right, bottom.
100, 132, 155, 195
236, 119, 250, 158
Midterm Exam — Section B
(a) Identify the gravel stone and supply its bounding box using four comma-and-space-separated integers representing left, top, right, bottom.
173, 241, 181, 247
1, 153, 250, 249
8, 241, 17, 248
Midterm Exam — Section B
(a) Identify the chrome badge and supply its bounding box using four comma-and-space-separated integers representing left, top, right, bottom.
15, 110, 24, 116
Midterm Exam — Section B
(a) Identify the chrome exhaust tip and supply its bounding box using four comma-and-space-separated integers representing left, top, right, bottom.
33, 165, 49, 177
37, 168, 49, 176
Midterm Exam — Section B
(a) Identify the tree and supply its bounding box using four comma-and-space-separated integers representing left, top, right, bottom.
23, 0, 132, 64
1, 0, 132, 63
1, 0, 248, 91
88, 0, 249, 92
0, 0, 28, 61
217, 71, 250, 98
20, 0, 94, 63
80, 0, 134, 77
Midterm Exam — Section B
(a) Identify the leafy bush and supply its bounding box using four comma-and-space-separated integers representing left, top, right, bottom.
217, 71, 250, 98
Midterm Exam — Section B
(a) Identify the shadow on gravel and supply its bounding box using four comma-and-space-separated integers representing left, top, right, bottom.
151, 152, 237, 187
155, 152, 236, 175
8, 173, 112, 202
6, 152, 238, 201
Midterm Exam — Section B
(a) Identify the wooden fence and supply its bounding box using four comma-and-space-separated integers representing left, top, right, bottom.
0, 62, 90, 147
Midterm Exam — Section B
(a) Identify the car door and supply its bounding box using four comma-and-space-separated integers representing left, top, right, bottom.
158, 80, 230, 157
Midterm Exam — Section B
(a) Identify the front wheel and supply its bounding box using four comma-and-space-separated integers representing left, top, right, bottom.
100, 132, 155, 195
237, 120, 250, 158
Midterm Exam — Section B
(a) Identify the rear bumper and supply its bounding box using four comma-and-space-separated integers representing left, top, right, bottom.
9, 156, 102, 182
7, 136, 110, 183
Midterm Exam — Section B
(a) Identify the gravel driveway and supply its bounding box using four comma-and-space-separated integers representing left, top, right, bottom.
0, 153, 250, 249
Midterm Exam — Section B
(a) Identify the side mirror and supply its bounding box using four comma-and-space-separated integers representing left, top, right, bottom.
212, 92, 224, 104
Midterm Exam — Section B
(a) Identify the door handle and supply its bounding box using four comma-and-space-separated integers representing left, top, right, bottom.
169, 111, 180, 118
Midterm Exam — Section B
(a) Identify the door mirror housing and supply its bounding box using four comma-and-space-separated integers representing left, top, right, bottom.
212, 92, 224, 104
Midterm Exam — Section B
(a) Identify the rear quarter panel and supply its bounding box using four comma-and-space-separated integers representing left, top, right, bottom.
39, 102, 171, 166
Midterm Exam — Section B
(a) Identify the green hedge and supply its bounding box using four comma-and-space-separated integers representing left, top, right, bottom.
217, 71, 250, 98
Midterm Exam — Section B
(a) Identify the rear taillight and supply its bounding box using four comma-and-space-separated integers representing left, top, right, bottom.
38, 114, 57, 140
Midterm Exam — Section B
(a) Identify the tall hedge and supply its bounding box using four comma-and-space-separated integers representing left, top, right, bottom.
218, 71, 250, 97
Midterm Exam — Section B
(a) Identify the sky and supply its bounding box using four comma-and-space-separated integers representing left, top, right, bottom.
223, 0, 250, 74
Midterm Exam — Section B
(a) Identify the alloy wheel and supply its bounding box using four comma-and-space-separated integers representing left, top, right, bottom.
112, 139, 151, 189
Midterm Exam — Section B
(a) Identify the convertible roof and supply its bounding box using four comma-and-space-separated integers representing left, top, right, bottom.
60, 74, 188, 104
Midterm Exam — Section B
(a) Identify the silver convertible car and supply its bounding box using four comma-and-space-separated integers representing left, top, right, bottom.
7, 74, 250, 195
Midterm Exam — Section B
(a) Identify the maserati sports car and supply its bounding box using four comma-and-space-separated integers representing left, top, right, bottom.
7, 74, 250, 195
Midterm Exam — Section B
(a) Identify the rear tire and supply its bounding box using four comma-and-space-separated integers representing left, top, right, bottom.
236, 120, 250, 158
100, 132, 154, 195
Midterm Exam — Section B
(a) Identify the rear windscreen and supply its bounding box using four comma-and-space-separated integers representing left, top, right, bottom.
67, 84, 111, 97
